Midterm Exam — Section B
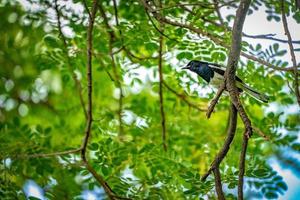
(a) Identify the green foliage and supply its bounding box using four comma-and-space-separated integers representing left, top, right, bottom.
0, 0, 299, 199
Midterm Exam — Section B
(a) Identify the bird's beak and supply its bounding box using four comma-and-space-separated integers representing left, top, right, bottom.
182, 65, 189, 69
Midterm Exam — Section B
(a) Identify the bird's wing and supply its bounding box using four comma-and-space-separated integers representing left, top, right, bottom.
208, 63, 243, 83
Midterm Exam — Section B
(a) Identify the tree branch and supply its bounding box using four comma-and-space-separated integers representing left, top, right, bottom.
53, 0, 88, 119
80, 0, 97, 161
17, 148, 81, 159
111, 0, 125, 136
213, 167, 225, 200
213, 0, 225, 26
206, 83, 225, 118
253, 126, 271, 141
242, 32, 300, 44
225, 0, 252, 138
281, 0, 300, 107
201, 103, 237, 181
80, 1, 118, 199
158, 0, 167, 151
238, 133, 248, 200
222, 1, 252, 199
162, 81, 206, 112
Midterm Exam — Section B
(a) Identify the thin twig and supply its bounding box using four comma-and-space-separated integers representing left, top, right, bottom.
206, 83, 225, 118
158, 0, 167, 151
54, 0, 88, 119
213, 0, 225, 26
253, 126, 270, 141
18, 148, 81, 159
201, 103, 237, 181
162, 81, 206, 112
152, 1, 236, 12
281, 0, 300, 107
111, 0, 125, 136
80, 0, 97, 160
145, 9, 177, 42
242, 32, 300, 44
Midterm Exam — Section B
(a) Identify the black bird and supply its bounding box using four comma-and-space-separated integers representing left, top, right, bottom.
183, 60, 269, 103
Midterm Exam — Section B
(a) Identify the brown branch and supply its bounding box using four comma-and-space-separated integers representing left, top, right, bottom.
80, 0, 97, 160
140, 0, 296, 72
84, 161, 116, 200
223, 1, 252, 199
80, 1, 117, 199
238, 133, 248, 200
225, 0, 252, 138
281, 0, 300, 107
152, 1, 237, 12
213, 0, 225, 26
240, 52, 295, 72
201, 103, 237, 181
158, 0, 167, 152
206, 83, 225, 118
98, 1, 124, 137
213, 167, 225, 200
162, 81, 206, 112
253, 126, 271, 141
242, 32, 300, 44
53, 0, 88, 119
111, 0, 124, 136
17, 148, 81, 159
82, 2, 129, 199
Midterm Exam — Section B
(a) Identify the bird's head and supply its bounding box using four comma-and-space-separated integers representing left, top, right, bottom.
182, 60, 207, 72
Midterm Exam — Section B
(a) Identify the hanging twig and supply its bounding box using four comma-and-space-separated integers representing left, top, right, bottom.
17, 148, 81, 159
158, 0, 167, 151
80, 1, 118, 199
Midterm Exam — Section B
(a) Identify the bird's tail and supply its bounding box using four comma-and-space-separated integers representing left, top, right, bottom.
236, 82, 269, 103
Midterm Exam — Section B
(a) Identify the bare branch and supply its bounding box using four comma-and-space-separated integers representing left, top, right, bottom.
201, 103, 237, 181
162, 81, 206, 112
238, 133, 248, 200
84, 161, 117, 200
281, 0, 300, 107
222, 1, 252, 199
80, 0, 97, 160
206, 83, 225, 118
53, 0, 88, 119
213, 167, 225, 200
